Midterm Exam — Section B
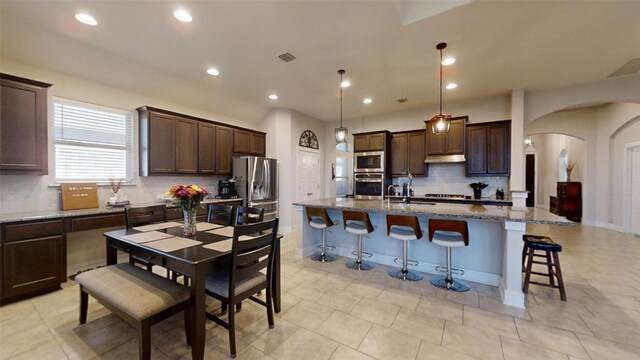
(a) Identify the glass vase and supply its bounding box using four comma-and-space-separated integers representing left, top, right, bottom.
183, 208, 197, 238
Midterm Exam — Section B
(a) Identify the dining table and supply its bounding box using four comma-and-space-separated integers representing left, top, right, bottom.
103, 221, 281, 360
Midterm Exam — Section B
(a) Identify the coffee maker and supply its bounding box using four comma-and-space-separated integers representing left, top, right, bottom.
216, 180, 237, 199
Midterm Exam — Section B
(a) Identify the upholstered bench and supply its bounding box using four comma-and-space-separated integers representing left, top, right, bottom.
76, 263, 191, 360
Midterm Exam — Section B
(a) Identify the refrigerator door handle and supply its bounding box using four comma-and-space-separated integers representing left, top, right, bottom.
248, 200, 278, 206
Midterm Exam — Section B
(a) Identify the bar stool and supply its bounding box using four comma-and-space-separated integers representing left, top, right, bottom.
343, 210, 375, 271
522, 234, 566, 301
307, 207, 337, 262
386, 215, 423, 281
428, 219, 470, 292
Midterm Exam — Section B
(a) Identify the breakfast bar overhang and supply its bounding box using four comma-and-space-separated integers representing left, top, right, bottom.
293, 198, 573, 309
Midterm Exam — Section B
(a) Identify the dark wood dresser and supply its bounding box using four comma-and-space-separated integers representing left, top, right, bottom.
549, 182, 582, 222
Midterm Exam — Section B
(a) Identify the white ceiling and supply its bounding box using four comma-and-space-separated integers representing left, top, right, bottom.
2, 1, 640, 123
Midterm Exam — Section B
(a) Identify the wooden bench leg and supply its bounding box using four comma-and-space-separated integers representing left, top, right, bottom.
553, 252, 567, 301
79, 286, 88, 324
523, 247, 534, 293
546, 251, 555, 286
139, 321, 151, 360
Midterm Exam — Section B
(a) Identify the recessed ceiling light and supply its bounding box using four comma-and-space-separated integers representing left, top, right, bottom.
268, 94, 278, 100
340, 80, 351, 88
446, 83, 458, 90
363, 98, 372, 104
75, 13, 98, 26
206, 68, 220, 76
173, 9, 193, 23
442, 57, 456, 66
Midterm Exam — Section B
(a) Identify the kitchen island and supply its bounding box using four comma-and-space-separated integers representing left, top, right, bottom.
293, 198, 572, 309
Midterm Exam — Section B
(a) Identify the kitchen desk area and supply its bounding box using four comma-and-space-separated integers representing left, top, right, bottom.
293, 198, 572, 309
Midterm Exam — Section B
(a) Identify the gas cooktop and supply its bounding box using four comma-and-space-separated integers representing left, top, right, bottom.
424, 194, 466, 199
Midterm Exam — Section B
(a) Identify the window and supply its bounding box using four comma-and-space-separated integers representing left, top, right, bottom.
53, 98, 133, 183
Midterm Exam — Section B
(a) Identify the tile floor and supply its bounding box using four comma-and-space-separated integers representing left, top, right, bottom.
1, 223, 639, 360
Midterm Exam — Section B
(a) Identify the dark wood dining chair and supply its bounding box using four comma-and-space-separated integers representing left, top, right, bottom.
204, 218, 279, 358
125, 205, 168, 271
234, 206, 264, 225
207, 203, 234, 226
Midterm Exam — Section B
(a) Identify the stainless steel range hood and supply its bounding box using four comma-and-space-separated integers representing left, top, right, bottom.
424, 154, 466, 163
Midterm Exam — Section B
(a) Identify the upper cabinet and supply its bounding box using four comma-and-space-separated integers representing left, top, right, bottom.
391, 130, 426, 177
215, 126, 233, 174
465, 120, 511, 176
425, 116, 467, 157
138, 106, 265, 176
0, 74, 52, 174
353, 131, 389, 152
233, 129, 265, 156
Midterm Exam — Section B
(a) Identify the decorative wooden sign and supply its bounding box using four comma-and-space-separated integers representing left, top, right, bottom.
61, 183, 99, 210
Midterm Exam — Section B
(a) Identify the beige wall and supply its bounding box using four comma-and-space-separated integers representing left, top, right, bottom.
527, 103, 640, 231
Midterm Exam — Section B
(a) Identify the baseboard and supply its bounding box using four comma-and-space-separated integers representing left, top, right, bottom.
581, 220, 625, 233
278, 225, 295, 233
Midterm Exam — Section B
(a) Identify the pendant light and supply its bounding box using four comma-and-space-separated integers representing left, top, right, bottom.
335, 69, 348, 143
430, 42, 452, 134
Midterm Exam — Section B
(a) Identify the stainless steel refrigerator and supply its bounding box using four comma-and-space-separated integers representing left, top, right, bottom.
232, 156, 279, 221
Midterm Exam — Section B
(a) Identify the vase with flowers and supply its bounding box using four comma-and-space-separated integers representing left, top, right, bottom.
166, 184, 210, 238
564, 161, 575, 182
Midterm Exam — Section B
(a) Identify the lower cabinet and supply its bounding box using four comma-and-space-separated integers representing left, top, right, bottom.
1, 220, 66, 304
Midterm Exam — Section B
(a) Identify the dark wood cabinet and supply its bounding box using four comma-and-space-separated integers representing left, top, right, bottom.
215, 126, 233, 174
198, 122, 216, 174
233, 129, 251, 154
425, 116, 466, 156
139, 106, 266, 175
1, 219, 66, 304
391, 130, 426, 177
145, 111, 175, 174
233, 129, 265, 156
555, 182, 582, 222
465, 120, 511, 176
0, 74, 52, 174
175, 117, 198, 173
353, 131, 389, 152
250, 132, 265, 155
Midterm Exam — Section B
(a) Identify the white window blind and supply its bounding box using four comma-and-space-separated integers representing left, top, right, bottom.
53, 98, 133, 183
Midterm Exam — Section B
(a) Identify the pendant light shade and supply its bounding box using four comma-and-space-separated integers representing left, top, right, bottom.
430, 42, 452, 134
335, 69, 348, 143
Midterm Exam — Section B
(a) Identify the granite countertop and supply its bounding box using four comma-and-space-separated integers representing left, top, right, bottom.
293, 198, 573, 226
385, 195, 513, 206
0, 198, 243, 224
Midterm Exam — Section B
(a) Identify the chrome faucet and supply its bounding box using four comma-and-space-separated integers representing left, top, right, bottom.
387, 184, 398, 199
404, 173, 413, 204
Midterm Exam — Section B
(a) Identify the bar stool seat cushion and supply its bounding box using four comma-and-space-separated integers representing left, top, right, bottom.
389, 225, 419, 241
75, 263, 190, 320
309, 217, 329, 229
345, 220, 370, 235
432, 231, 466, 248
523, 235, 562, 252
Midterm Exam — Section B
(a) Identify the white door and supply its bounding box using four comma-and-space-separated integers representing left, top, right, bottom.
631, 146, 640, 236
297, 149, 321, 202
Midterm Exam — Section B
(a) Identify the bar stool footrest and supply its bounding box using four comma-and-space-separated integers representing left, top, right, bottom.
435, 265, 464, 276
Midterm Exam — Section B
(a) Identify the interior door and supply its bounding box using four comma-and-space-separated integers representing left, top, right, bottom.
631, 147, 640, 236
526, 154, 535, 207
297, 150, 321, 202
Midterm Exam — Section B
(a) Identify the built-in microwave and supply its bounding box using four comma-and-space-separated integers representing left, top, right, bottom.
354, 151, 384, 173
354, 173, 384, 200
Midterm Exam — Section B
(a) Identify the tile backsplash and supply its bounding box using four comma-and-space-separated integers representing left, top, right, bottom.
391, 163, 509, 199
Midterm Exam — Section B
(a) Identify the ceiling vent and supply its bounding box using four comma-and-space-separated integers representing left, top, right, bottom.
608, 57, 640, 78
395, 98, 409, 103
276, 52, 296, 63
